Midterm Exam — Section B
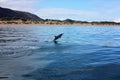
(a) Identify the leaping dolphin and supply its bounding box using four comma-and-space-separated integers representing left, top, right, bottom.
53, 33, 63, 41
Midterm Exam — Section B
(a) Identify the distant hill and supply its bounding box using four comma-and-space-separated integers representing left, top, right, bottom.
0, 7, 43, 21
0, 7, 120, 26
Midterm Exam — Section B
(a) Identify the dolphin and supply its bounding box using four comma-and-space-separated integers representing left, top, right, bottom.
53, 33, 63, 41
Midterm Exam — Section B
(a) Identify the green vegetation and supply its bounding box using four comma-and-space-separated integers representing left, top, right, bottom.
0, 7, 120, 26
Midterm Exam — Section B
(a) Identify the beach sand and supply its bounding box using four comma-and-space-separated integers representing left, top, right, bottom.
0, 21, 120, 26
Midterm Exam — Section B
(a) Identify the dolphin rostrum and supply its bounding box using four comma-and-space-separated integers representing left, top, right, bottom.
53, 33, 63, 41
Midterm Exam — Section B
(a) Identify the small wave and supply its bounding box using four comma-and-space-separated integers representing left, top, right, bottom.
28, 46, 41, 49
23, 39, 39, 42
0, 45, 41, 50
0, 77, 8, 79
0, 45, 41, 59
0, 38, 22, 43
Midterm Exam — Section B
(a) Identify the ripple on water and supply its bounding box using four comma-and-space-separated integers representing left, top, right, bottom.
0, 26, 120, 80
0, 45, 41, 59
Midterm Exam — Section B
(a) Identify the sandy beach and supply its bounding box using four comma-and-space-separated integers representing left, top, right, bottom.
0, 24, 120, 27
0, 21, 120, 26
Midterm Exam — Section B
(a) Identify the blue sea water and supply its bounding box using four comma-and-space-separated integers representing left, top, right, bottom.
0, 26, 120, 80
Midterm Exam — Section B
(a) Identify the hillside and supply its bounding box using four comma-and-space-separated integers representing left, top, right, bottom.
0, 7, 42, 21
0, 7, 120, 26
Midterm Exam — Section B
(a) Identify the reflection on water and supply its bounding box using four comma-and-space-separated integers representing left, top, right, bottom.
0, 26, 120, 80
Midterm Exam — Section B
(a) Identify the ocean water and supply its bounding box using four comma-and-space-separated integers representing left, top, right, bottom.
0, 26, 120, 80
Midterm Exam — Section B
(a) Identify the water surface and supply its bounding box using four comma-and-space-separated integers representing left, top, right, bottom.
0, 26, 120, 80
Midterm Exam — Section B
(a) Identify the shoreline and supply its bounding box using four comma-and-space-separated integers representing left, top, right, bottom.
0, 23, 120, 27
0, 20, 120, 27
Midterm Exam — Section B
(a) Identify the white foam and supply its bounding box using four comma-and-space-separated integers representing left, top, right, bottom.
28, 46, 41, 49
